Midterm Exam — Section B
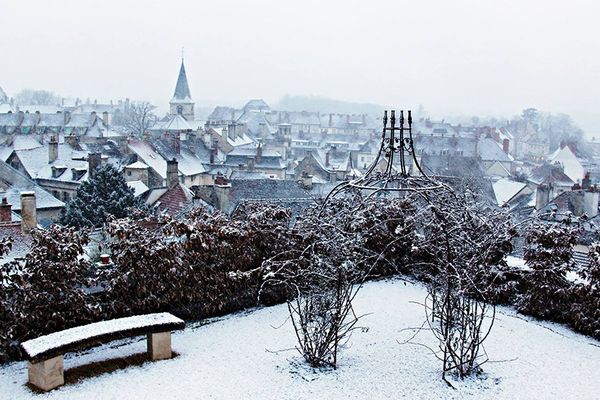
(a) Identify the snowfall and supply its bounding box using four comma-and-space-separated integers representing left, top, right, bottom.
1, 278, 600, 400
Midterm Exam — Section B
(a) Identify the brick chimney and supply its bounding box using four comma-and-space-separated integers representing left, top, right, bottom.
88, 152, 102, 178
167, 158, 179, 188
0, 198, 12, 222
20, 191, 37, 233
49, 135, 59, 163
502, 138, 509, 155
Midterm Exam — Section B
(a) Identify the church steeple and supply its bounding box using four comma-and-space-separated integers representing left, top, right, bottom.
172, 59, 192, 102
169, 57, 195, 121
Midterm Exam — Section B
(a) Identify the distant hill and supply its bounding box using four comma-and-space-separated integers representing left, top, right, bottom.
274, 95, 385, 116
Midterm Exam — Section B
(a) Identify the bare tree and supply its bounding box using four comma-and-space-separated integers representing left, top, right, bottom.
117, 101, 157, 136
14, 89, 60, 106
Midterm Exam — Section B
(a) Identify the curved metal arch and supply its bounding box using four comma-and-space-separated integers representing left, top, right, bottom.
322, 110, 445, 208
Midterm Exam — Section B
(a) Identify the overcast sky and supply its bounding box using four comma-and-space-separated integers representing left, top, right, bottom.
1, 0, 599, 132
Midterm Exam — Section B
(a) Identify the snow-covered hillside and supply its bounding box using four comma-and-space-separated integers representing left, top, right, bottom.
1, 278, 599, 400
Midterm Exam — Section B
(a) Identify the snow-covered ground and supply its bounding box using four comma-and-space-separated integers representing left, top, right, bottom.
1, 278, 600, 400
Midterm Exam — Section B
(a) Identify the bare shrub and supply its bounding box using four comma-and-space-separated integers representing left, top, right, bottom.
262, 196, 416, 368
411, 188, 515, 382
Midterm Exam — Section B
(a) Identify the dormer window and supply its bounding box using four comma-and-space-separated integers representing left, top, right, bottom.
51, 165, 67, 178
71, 167, 87, 181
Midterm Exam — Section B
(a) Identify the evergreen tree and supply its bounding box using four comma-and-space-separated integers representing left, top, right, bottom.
518, 220, 577, 321
60, 165, 142, 228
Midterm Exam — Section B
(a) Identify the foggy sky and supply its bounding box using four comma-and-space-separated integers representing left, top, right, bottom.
1, 0, 599, 133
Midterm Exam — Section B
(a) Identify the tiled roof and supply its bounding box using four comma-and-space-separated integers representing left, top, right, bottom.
154, 183, 194, 215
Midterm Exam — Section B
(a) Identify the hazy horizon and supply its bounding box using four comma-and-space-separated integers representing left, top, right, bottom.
1, 0, 599, 133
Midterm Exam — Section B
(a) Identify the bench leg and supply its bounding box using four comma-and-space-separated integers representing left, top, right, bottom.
28, 355, 64, 391
147, 331, 172, 360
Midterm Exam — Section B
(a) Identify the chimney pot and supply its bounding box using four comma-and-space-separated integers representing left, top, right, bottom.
49, 135, 59, 163
0, 197, 12, 222
20, 191, 37, 233
166, 158, 179, 188
88, 152, 102, 178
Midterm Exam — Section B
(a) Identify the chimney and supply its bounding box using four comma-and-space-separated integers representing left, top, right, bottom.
102, 111, 109, 126
247, 157, 255, 171
88, 152, 102, 178
167, 158, 179, 188
300, 172, 313, 190
502, 138, 509, 155
0, 198, 12, 222
228, 123, 236, 140
49, 135, 59, 163
214, 179, 231, 212
256, 143, 263, 163
188, 131, 197, 152
582, 172, 591, 190
94, 99, 97, 107
173, 134, 181, 154
535, 185, 550, 210
328, 113, 333, 127
325, 150, 331, 167
583, 189, 599, 218
20, 191, 37, 233
210, 140, 218, 164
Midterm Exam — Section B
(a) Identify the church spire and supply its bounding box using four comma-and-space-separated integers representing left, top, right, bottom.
172, 59, 192, 102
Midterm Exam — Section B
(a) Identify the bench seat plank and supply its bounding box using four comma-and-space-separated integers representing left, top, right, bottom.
21, 312, 185, 363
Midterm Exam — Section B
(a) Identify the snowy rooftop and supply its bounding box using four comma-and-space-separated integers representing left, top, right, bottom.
127, 180, 149, 197
549, 146, 586, 183
1, 279, 599, 399
13, 144, 88, 182
493, 179, 527, 206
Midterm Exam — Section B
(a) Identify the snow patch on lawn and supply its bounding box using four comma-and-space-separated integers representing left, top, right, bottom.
1, 279, 599, 399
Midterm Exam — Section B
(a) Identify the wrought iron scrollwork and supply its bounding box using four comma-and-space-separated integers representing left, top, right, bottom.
322, 110, 446, 206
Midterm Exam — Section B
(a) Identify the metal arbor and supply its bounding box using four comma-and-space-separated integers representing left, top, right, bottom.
323, 110, 444, 204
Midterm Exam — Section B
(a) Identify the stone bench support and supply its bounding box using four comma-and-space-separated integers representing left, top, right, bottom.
28, 355, 64, 391
147, 331, 172, 360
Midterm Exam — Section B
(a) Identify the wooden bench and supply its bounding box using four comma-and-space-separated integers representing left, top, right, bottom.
20, 312, 185, 392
